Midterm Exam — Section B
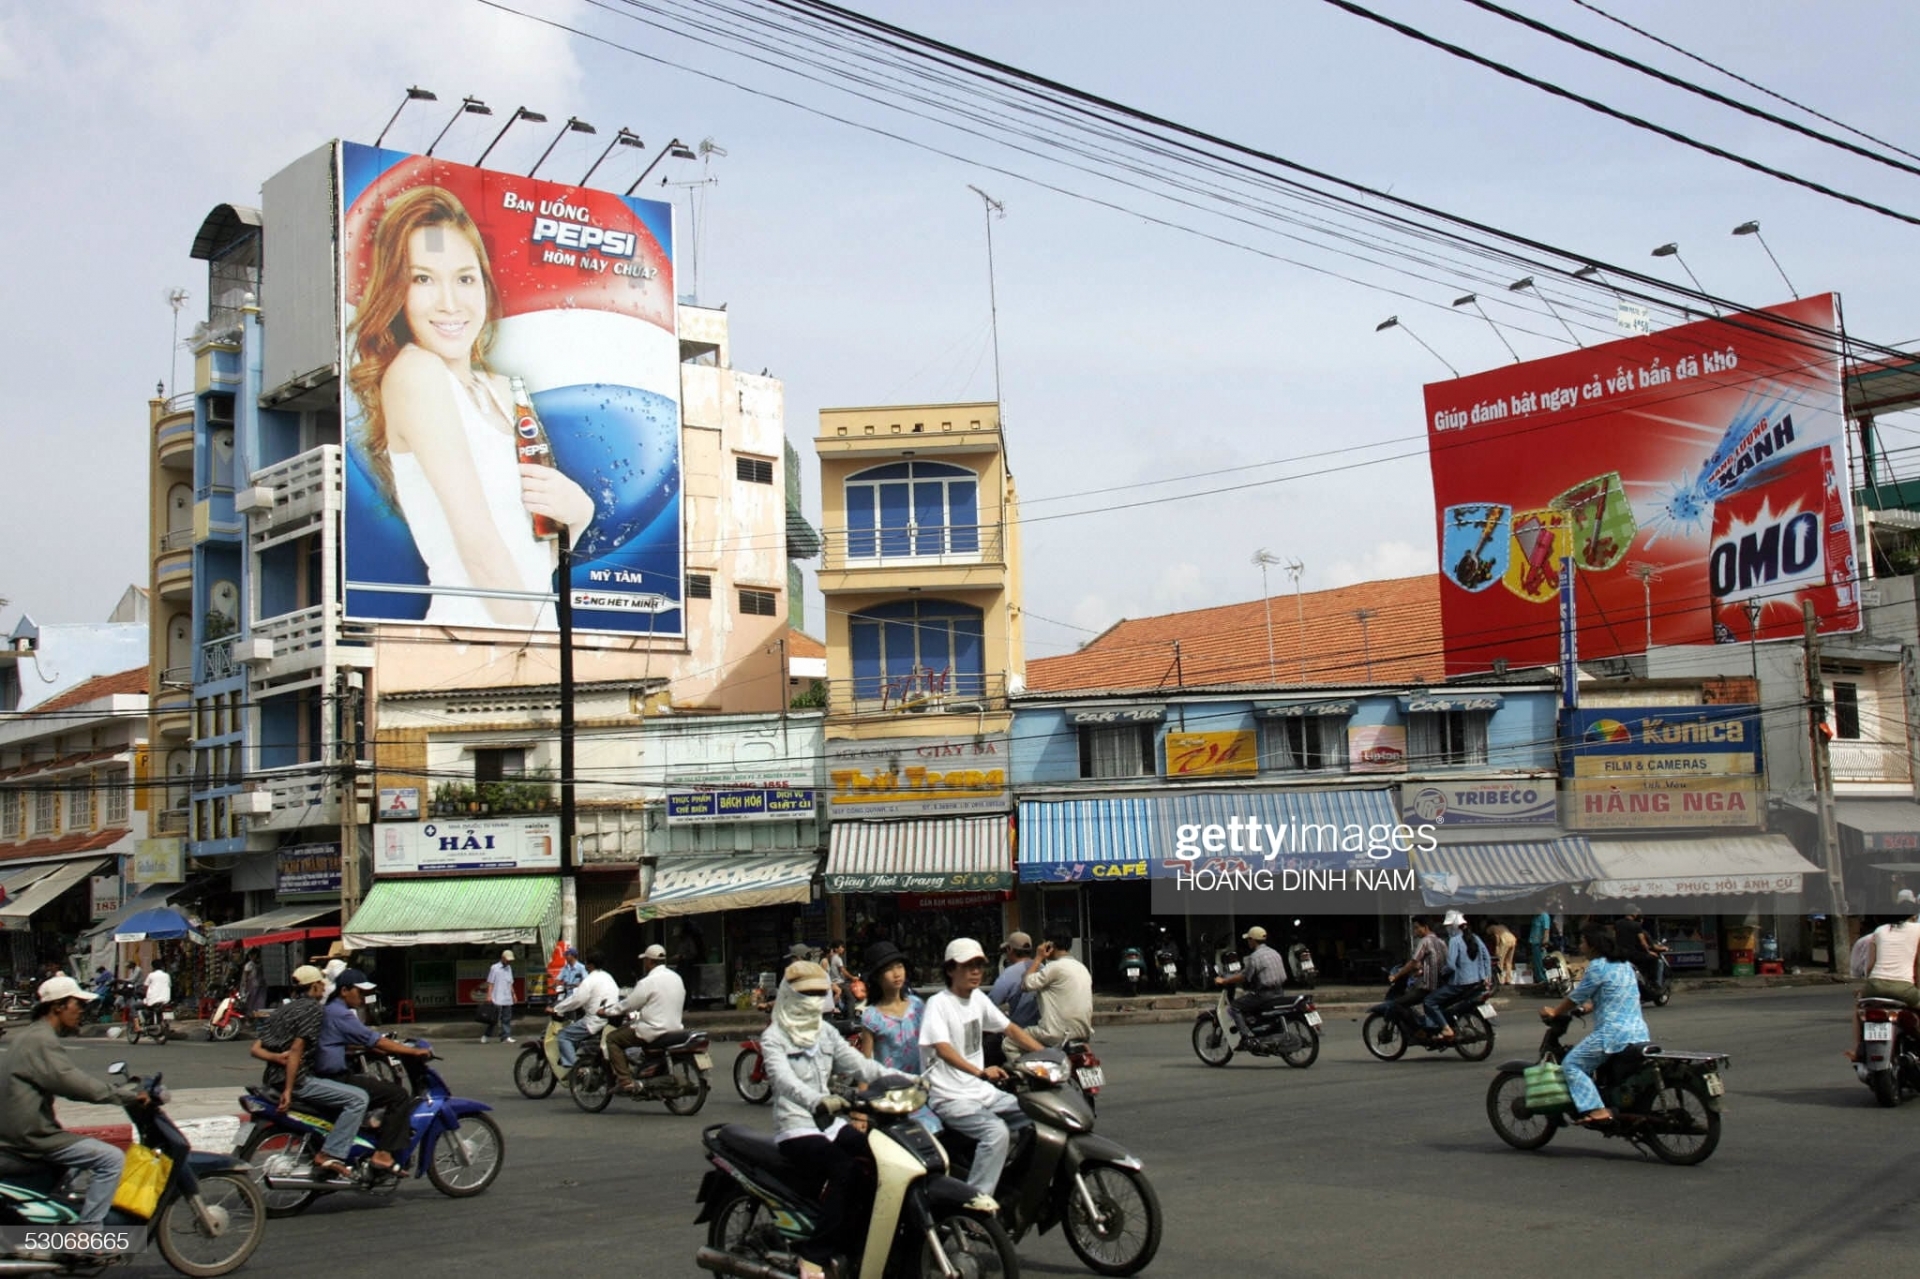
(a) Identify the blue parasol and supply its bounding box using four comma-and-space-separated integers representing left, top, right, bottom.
114, 907, 204, 944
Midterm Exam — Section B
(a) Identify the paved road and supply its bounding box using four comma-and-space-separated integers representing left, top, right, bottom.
8, 987, 1909, 1276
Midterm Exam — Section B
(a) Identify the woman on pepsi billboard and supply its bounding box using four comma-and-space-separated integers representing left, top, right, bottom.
348, 185, 593, 628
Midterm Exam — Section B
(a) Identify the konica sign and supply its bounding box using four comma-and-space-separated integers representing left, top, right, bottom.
1399, 781, 1555, 826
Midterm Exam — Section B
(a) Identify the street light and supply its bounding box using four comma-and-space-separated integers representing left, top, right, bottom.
426, 96, 491, 157
530, 117, 596, 178
1375, 315, 1458, 376
1651, 242, 1720, 315
1732, 220, 1799, 300
625, 137, 699, 195
475, 105, 548, 168
1451, 293, 1520, 363
1509, 276, 1581, 347
580, 128, 644, 186
375, 86, 437, 148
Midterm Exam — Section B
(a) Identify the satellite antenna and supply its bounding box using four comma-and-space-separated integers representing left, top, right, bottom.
166, 288, 189, 398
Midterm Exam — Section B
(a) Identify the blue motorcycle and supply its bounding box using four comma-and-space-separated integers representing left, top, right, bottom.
236, 1038, 503, 1218
0, 1063, 266, 1275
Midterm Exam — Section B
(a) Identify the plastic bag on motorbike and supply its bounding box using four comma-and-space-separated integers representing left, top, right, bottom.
1522, 1062, 1573, 1114
111, 1143, 173, 1220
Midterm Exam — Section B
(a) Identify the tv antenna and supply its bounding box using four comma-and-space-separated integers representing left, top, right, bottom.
1625, 560, 1665, 654
166, 288, 189, 398
967, 184, 1006, 413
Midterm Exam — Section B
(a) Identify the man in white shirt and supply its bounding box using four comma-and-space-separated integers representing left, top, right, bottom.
481, 950, 517, 1044
606, 944, 687, 1095
550, 950, 620, 1072
1020, 928, 1094, 1046
920, 937, 1045, 1197
141, 965, 172, 1034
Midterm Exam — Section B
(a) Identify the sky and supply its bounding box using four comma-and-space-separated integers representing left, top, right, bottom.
3, 0, 1918, 665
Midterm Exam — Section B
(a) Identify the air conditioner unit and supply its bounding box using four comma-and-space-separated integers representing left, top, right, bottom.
238, 637, 275, 665
235, 486, 275, 516
231, 791, 273, 816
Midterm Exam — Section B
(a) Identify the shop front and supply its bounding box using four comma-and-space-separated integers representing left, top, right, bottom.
0, 856, 113, 976
1582, 834, 1823, 974
825, 816, 1015, 976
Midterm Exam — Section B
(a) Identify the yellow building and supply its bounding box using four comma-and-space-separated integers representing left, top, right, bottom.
813, 402, 1025, 965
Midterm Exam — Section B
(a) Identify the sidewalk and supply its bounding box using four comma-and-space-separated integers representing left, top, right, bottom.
57, 1087, 247, 1155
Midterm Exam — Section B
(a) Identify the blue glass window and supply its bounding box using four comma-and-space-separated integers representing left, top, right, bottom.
845, 462, 982, 560
849, 600, 987, 704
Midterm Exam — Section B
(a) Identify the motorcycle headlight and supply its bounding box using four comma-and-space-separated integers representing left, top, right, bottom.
869, 1084, 928, 1115
1018, 1057, 1069, 1085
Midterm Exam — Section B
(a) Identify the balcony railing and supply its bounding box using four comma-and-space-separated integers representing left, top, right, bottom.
159, 528, 194, 552
202, 636, 238, 683
826, 671, 1009, 720
252, 765, 339, 830
152, 806, 189, 836
821, 523, 1005, 572
159, 664, 192, 688
1831, 738, 1914, 784
252, 605, 335, 685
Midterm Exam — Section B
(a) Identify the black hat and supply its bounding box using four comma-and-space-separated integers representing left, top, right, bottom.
863, 940, 909, 977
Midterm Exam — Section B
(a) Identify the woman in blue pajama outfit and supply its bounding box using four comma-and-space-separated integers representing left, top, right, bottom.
1542, 923, 1649, 1123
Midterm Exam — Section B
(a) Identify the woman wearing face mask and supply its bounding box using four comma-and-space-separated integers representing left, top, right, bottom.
761, 961, 896, 1279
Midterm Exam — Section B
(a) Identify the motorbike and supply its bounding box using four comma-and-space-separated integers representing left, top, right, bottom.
1485, 1010, 1727, 1165
237, 1036, 504, 1216
943, 1049, 1160, 1276
1854, 996, 1920, 1107
1118, 946, 1145, 998
127, 1000, 173, 1046
570, 1020, 713, 1114
1636, 946, 1674, 1007
1191, 964, 1321, 1068
206, 986, 247, 1042
1064, 1039, 1103, 1112
1360, 975, 1497, 1062
1537, 948, 1573, 997
513, 1011, 576, 1098
694, 1075, 1018, 1279
1150, 927, 1179, 994
0, 1063, 266, 1276
1281, 919, 1318, 989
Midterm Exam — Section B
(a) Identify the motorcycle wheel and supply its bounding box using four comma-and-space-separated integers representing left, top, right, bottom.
1191, 1015, 1234, 1067
1653, 985, 1673, 1008
1360, 1011, 1407, 1062
427, 1111, 505, 1196
570, 1060, 614, 1113
1451, 1010, 1496, 1062
1639, 1082, 1721, 1165
1062, 1163, 1163, 1277
236, 1127, 319, 1218
1279, 1019, 1320, 1069
154, 1168, 267, 1277
920, 1206, 1018, 1279
1870, 1069, 1900, 1108
1485, 1070, 1557, 1150
733, 1047, 773, 1105
211, 1018, 241, 1043
664, 1060, 710, 1115
514, 1044, 557, 1099
706, 1186, 767, 1252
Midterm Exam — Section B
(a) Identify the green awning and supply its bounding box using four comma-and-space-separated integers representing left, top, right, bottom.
342, 875, 561, 949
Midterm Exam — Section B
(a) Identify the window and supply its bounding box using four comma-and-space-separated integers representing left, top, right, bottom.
844, 462, 981, 560
0, 789, 17, 838
1833, 682, 1861, 740
736, 456, 774, 485
739, 589, 778, 617
66, 781, 94, 831
104, 773, 129, 826
849, 599, 986, 704
474, 748, 527, 783
1407, 711, 1490, 767
32, 788, 57, 835
1260, 718, 1347, 772
1079, 725, 1155, 779
687, 573, 713, 600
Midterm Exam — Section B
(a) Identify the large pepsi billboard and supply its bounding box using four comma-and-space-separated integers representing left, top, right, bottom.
339, 141, 683, 635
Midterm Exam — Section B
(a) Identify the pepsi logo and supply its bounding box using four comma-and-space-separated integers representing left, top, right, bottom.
517, 416, 539, 440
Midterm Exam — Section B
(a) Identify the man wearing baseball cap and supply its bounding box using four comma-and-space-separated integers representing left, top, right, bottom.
315, 969, 431, 1174
0, 976, 149, 1223
251, 965, 369, 1178
482, 950, 517, 1044
986, 932, 1039, 1030
920, 937, 1045, 1199
1214, 926, 1288, 1034
605, 943, 687, 1094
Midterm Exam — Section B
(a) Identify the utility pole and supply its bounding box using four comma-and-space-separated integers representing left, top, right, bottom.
1805, 601, 1844, 968
337, 668, 365, 919
558, 543, 578, 946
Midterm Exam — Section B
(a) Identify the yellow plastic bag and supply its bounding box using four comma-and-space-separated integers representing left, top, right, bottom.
110, 1143, 173, 1220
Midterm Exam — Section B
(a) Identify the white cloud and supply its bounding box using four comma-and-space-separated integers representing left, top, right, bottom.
1323, 539, 1432, 589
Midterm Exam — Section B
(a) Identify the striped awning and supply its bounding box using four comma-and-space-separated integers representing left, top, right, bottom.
1584, 835, 1819, 899
608, 854, 819, 922
1412, 838, 1601, 906
825, 817, 1011, 893
211, 904, 340, 948
343, 875, 561, 948
1018, 798, 1161, 883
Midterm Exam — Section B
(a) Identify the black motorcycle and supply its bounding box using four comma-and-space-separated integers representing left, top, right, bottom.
1192, 975, 1321, 1068
1486, 1010, 1727, 1164
1635, 947, 1674, 1007
1360, 976, 1496, 1062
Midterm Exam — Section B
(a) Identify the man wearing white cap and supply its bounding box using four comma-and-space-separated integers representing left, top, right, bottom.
920, 937, 1045, 1197
0, 976, 148, 1223
483, 949, 517, 1044
605, 944, 687, 1094
1214, 925, 1288, 1034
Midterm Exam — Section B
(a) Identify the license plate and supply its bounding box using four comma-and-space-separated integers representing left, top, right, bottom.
1865, 1023, 1894, 1042
1303, 1011, 1323, 1027
1477, 1003, 1497, 1021
1075, 1067, 1105, 1089
1124, 967, 1141, 978
1162, 965, 1177, 975
694, 1052, 713, 1071
1226, 962, 1242, 974
1703, 1073, 1724, 1097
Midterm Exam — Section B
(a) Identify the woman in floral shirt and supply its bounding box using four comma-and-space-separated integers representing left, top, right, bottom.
1542, 923, 1650, 1124
857, 940, 941, 1134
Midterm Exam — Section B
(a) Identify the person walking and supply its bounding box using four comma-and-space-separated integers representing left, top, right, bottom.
483, 949, 517, 1043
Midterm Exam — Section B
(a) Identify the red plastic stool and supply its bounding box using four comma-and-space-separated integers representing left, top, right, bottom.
1756, 960, 1786, 975
395, 999, 416, 1023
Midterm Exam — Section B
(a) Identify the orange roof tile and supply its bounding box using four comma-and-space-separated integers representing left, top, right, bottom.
1027, 574, 1443, 694
31, 668, 149, 714
785, 629, 826, 660
0, 829, 130, 862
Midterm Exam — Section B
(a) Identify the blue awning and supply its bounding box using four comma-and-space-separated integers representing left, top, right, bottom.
1412, 837, 1601, 906
1018, 798, 1161, 883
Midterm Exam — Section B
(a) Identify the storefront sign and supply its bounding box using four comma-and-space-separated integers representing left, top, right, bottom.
1256, 700, 1357, 719
132, 838, 184, 885
1863, 831, 1920, 853
1400, 782, 1554, 826
1592, 871, 1803, 898
825, 870, 1013, 894
1349, 725, 1408, 773
1565, 777, 1761, 830
1022, 860, 1152, 884
375, 816, 561, 875
1064, 705, 1165, 725
378, 787, 421, 821
277, 843, 343, 898
1573, 754, 1757, 777
1400, 694, 1503, 713
894, 890, 1013, 911
1165, 731, 1256, 778
825, 735, 1009, 819
90, 875, 121, 919
1564, 706, 1761, 775
666, 787, 818, 824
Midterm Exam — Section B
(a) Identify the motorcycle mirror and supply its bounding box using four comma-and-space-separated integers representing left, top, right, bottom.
108, 1061, 126, 1075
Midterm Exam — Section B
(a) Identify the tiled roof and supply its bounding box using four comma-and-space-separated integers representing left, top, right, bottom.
0, 829, 132, 862
30, 668, 150, 714
0, 748, 129, 783
1027, 574, 1443, 694
785, 629, 826, 660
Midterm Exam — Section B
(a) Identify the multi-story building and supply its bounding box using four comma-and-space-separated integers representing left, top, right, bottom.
813, 402, 1026, 970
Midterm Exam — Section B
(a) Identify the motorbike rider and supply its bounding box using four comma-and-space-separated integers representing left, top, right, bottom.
1615, 905, 1667, 988
550, 949, 620, 1074
761, 960, 899, 1279
250, 964, 369, 1179
605, 943, 687, 1095
1541, 922, 1650, 1125
1214, 924, 1287, 1034
314, 968, 431, 1175
987, 931, 1040, 1029
141, 961, 171, 1032
1021, 927, 1094, 1047
0, 975, 150, 1224
1848, 889, 1920, 1059
922, 937, 1046, 1199
1389, 916, 1447, 1016
1421, 911, 1490, 1043
555, 946, 587, 1002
